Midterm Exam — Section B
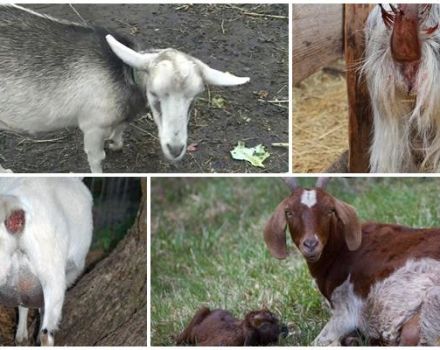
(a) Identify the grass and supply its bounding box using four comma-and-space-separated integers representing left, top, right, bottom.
150, 178, 440, 345
92, 217, 135, 253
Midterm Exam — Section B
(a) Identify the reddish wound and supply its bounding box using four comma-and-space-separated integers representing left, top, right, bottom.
5, 210, 25, 234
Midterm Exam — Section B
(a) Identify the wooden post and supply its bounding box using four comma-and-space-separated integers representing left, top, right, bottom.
293, 5, 343, 84
345, 4, 374, 172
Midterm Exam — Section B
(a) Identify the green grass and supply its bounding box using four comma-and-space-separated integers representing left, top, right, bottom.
92, 217, 134, 253
150, 178, 440, 345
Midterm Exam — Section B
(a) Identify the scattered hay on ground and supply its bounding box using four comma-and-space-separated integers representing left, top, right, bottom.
293, 61, 348, 173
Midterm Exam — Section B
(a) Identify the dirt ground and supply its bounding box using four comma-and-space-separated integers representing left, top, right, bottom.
0, 4, 288, 173
293, 60, 348, 173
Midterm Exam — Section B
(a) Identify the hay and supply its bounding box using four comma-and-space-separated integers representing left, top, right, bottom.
293, 61, 348, 173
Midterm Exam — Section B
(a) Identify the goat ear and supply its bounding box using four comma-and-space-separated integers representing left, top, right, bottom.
0, 195, 25, 234
106, 35, 157, 70
264, 199, 289, 259
194, 58, 250, 86
334, 199, 362, 251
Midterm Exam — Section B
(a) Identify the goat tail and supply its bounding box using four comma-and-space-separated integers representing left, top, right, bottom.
176, 306, 211, 345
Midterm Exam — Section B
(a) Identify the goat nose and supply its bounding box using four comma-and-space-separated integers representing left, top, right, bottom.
303, 239, 318, 251
166, 144, 184, 158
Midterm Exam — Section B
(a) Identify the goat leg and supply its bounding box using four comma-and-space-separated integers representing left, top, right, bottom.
15, 306, 29, 344
107, 122, 127, 151
81, 124, 110, 173
0, 163, 13, 173
312, 317, 353, 346
399, 313, 420, 345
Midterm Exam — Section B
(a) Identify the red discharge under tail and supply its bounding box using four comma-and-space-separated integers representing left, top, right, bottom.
391, 4, 421, 63
387, 4, 424, 92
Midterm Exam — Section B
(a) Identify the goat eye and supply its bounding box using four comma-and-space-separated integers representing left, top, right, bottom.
150, 91, 158, 99
285, 210, 294, 218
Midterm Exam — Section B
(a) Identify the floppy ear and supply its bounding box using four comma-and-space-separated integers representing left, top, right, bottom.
194, 58, 250, 86
106, 35, 158, 70
334, 199, 362, 251
0, 195, 25, 234
264, 199, 289, 259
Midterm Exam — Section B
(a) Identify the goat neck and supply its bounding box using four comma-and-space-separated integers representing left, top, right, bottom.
306, 213, 352, 301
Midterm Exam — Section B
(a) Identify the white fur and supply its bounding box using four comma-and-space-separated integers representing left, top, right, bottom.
362, 258, 440, 345
15, 306, 28, 343
363, 5, 440, 172
313, 276, 365, 345
314, 259, 440, 345
0, 178, 93, 345
107, 35, 250, 163
300, 190, 317, 208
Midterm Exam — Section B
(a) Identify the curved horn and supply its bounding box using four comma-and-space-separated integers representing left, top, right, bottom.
282, 178, 298, 191
316, 177, 331, 189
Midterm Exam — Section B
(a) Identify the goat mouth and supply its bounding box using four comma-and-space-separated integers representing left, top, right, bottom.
303, 252, 322, 263
162, 146, 186, 162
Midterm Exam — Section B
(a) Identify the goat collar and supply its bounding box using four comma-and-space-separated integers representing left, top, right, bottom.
131, 68, 144, 88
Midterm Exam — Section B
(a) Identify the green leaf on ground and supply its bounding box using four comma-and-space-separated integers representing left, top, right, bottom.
211, 95, 226, 109
230, 141, 270, 168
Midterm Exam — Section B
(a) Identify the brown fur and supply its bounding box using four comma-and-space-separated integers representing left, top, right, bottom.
265, 187, 440, 300
176, 307, 284, 346
264, 183, 440, 344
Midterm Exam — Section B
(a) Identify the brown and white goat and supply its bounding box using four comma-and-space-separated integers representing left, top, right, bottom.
176, 307, 287, 346
364, 4, 440, 172
264, 178, 440, 345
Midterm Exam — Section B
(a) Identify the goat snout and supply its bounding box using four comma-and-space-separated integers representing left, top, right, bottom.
166, 143, 185, 159
301, 238, 321, 261
303, 238, 318, 251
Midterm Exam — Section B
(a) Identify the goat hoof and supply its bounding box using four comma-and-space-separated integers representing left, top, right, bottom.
15, 337, 30, 346
39, 329, 54, 346
108, 141, 123, 151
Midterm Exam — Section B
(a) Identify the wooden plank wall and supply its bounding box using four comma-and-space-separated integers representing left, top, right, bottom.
292, 5, 344, 84
293, 4, 375, 173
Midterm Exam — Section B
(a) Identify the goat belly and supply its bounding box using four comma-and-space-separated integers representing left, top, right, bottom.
0, 255, 44, 308
361, 258, 440, 345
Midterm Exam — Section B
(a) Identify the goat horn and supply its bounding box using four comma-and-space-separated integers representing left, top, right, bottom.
282, 178, 298, 191
316, 177, 331, 188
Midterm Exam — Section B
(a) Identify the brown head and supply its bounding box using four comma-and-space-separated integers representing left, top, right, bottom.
263, 177, 362, 263
242, 309, 286, 346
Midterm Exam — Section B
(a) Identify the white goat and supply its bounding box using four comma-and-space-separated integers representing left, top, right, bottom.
0, 178, 93, 345
0, 5, 249, 173
364, 4, 440, 172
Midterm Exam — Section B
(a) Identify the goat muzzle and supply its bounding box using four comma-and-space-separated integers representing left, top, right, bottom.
301, 238, 322, 262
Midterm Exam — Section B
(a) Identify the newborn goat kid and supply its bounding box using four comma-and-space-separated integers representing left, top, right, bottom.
364, 4, 440, 172
264, 178, 440, 345
176, 307, 286, 346
0, 178, 93, 345
0, 5, 249, 173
